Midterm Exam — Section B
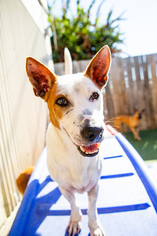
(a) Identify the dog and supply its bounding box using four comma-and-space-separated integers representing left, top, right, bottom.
114, 109, 145, 140
26, 45, 111, 236
16, 166, 35, 195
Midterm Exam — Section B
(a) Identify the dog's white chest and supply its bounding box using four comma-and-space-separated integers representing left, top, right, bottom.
46, 123, 102, 193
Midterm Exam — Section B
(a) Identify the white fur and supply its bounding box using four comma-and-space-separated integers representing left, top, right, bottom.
46, 73, 105, 236
26, 46, 111, 236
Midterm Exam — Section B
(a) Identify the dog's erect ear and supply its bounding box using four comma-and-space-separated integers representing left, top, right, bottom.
26, 57, 56, 100
84, 45, 111, 89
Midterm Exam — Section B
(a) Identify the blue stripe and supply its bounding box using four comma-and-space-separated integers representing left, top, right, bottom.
103, 155, 123, 160
101, 173, 134, 179
48, 203, 150, 216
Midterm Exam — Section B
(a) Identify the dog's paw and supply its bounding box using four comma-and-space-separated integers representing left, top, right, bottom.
135, 137, 141, 141
66, 220, 82, 236
90, 226, 105, 236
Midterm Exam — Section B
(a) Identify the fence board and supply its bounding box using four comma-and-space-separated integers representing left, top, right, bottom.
143, 55, 156, 128
124, 57, 134, 115
147, 55, 157, 126
109, 58, 120, 116
134, 56, 146, 129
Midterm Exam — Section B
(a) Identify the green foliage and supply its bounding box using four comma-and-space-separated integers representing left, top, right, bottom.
48, 0, 125, 63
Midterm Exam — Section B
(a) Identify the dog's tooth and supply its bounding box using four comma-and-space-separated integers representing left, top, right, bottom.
86, 149, 97, 154
80, 146, 85, 152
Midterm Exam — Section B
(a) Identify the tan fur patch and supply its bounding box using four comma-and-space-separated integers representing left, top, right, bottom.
47, 82, 69, 129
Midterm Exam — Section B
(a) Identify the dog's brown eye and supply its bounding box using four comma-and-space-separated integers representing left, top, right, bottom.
90, 92, 99, 101
56, 97, 69, 107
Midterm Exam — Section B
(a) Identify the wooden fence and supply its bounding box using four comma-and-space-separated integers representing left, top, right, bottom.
54, 54, 157, 131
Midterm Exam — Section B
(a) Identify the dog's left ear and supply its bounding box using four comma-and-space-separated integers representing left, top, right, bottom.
84, 45, 111, 89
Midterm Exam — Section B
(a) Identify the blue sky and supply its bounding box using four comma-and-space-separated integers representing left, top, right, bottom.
48, 0, 157, 57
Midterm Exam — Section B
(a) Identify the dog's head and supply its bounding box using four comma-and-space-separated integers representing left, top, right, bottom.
134, 108, 145, 119
26, 46, 111, 157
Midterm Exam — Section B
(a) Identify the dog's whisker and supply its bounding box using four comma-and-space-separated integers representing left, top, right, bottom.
111, 125, 120, 130
105, 120, 114, 124
105, 121, 114, 125
104, 117, 117, 124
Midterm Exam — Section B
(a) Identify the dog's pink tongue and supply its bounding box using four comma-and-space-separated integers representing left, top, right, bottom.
82, 143, 100, 152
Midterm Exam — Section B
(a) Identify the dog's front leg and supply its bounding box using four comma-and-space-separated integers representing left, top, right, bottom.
59, 186, 82, 236
88, 184, 105, 236
134, 127, 141, 140
131, 127, 141, 140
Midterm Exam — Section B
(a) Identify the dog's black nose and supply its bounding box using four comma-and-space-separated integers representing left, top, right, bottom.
81, 126, 104, 142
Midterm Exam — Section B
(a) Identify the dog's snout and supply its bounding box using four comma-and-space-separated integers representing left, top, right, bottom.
81, 126, 104, 142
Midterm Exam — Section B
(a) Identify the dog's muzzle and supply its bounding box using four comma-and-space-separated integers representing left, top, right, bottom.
77, 126, 104, 157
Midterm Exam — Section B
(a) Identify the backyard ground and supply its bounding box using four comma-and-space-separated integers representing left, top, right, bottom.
124, 129, 157, 164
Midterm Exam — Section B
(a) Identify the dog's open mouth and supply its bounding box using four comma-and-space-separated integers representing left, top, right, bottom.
78, 143, 100, 157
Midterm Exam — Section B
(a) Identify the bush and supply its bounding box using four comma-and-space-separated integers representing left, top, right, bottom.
48, 0, 125, 62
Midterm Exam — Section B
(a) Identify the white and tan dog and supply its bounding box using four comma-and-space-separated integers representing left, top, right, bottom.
26, 46, 111, 236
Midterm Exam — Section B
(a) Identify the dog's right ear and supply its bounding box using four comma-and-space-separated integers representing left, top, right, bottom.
26, 57, 57, 100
